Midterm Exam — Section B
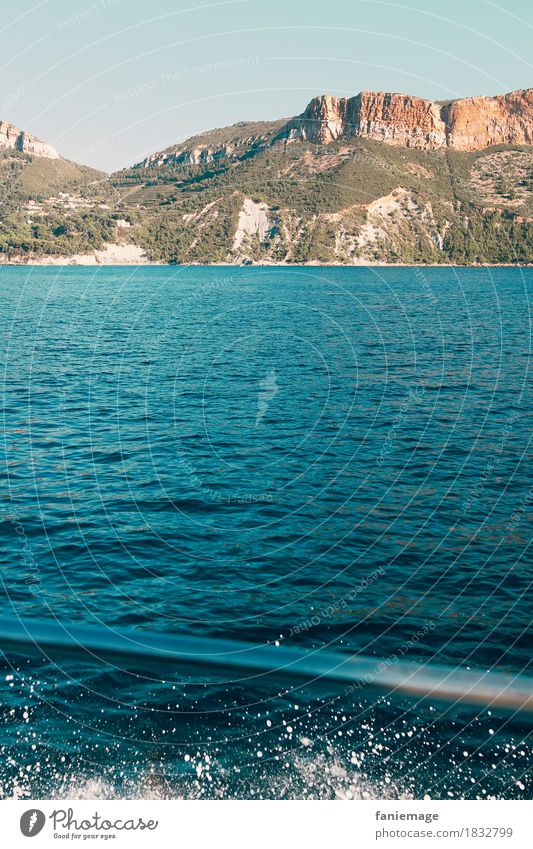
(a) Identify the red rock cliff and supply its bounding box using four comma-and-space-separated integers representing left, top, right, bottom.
442, 89, 533, 150
280, 88, 533, 150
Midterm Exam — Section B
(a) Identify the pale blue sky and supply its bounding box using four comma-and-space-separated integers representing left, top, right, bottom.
2, 0, 532, 171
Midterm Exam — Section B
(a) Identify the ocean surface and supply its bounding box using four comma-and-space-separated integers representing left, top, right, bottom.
0, 265, 531, 800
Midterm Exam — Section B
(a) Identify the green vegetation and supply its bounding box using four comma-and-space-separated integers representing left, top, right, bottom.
0, 150, 106, 201
0, 151, 118, 258
0, 134, 531, 264
112, 134, 532, 265
0, 211, 117, 257
134, 193, 242, 263
442, 207, 532, 264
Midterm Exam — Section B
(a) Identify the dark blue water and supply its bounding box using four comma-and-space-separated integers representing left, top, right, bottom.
0, 266, 531, 799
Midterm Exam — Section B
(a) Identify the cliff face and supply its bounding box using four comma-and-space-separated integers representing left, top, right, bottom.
281, 95, 353, 143
354, 92, 447, 148
442, 89, 533, 150
280, 88, 533, 151
0, 121, 59, 159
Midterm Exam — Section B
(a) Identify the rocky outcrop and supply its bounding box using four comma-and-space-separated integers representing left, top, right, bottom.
139, 142, 238, 168
233, 198, 277, 252
278, 88, 533, 151
134, 120, 283, 169
442, 89, 533, 150
281, 95, 354, 143
0, 121, 59, 159
353, 91, 447, 148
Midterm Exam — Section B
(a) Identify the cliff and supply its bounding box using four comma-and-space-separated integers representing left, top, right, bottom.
0, 121, 59, 159
442, 89, 533, 150
279, 88, 533, 151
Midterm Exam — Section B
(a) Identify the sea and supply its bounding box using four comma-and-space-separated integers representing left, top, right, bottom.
0, 265, 531, 799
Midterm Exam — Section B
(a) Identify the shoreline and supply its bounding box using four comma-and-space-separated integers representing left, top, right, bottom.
0, 241, 531, 270
0, 258, 531, 269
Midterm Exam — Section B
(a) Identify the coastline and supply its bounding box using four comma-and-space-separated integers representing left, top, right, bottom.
0, 255, 531, 269
0, 240, 530, 269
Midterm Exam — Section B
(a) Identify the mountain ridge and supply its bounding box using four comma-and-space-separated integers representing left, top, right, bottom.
130, 87, 533, 173
0, 86, 531, 266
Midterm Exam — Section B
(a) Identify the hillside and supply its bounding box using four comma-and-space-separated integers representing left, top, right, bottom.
0, 120, 121, 260
0, 89, 532, 264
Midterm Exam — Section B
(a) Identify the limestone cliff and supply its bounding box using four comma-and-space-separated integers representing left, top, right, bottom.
279, 88, 533, 151
0, 121, 59, 159
442, 89, 533, 150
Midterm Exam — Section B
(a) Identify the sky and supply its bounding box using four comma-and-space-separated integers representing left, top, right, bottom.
2, 0, 532, 172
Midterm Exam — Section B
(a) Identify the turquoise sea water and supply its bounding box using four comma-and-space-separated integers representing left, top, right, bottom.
0, 266, 531, 799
